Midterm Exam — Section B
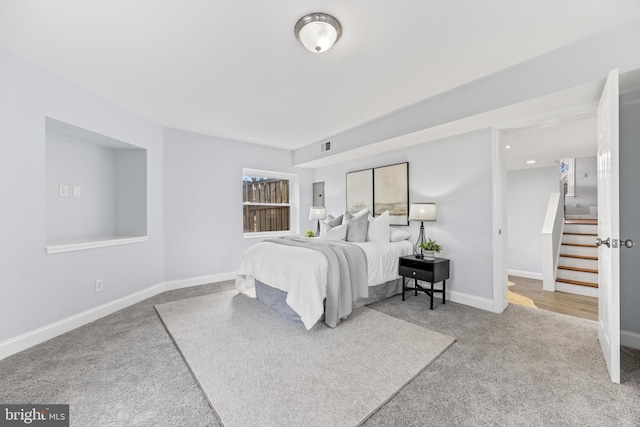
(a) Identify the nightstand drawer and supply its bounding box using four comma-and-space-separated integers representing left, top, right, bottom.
398, 265, 433, 282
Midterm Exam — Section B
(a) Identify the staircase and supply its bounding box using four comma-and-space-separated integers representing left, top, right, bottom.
556, 219, 599, 297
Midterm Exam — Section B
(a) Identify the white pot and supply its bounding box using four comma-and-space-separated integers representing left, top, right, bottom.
423, 250, 435, 260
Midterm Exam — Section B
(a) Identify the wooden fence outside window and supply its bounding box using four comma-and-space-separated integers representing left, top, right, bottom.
243, 178, 290, 232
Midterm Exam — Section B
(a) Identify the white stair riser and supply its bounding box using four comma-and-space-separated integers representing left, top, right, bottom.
557, 269, 598, 283
562, 234, 598, 245
559, 256, 598, 270
564, 224, 598, 234
556, 282, 599, 298
561, 245, 598, 257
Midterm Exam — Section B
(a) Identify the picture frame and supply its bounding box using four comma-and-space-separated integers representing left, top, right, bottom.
346, 168, 373, 214
373, 162, 409, 225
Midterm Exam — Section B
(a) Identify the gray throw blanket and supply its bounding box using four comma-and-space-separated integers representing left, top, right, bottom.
265, 237, 368, 328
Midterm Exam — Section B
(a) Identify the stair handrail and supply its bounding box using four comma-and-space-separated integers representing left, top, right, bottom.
542, 192, 564, 291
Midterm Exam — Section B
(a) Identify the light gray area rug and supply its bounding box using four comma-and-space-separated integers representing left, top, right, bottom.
155, 289, 455, 427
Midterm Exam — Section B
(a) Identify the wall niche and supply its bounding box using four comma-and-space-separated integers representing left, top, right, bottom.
45, 118, 148, 253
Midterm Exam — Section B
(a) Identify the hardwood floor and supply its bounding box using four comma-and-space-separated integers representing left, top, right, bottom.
508, 275, 598, 321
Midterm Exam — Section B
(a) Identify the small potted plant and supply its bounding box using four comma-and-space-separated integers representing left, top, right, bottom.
419, 238, 442, 260
305, 230, 316, 238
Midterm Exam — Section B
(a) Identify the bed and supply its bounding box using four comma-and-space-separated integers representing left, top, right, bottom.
235, 210, 414, 329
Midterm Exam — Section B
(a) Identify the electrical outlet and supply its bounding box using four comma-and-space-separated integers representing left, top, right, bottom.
72, 185, 81, 198
59, 184, 68, 197
95, 279, 104, 293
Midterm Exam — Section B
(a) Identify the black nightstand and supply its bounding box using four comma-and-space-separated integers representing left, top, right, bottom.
399, 255, 450, 310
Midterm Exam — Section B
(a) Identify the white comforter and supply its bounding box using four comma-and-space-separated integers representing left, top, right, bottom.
235, 239, 413, 329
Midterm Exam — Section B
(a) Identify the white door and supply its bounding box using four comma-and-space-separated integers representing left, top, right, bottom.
596, 69, 621, 384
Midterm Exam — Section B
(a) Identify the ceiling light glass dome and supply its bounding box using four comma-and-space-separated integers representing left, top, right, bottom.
295, 13, 342, 53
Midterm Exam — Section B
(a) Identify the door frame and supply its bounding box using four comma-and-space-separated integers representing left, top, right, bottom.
492, 128, 508, 314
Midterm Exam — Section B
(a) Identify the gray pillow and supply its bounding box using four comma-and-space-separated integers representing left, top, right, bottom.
327, 214, 343, 227
345, 210, 369, 242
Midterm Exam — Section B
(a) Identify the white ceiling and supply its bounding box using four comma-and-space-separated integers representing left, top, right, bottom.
504, 114, 597, 171
1, 1, 640, 152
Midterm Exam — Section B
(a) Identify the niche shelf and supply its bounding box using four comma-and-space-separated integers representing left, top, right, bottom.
45, 118, 148, 254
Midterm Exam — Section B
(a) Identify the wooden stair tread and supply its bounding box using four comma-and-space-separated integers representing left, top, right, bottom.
562, 243, 597, 248
558, 265, 598, 274
556, 278, 598, 288
563, 232, 598, 236
564, 219, 597, 225
560, 254, 598, 260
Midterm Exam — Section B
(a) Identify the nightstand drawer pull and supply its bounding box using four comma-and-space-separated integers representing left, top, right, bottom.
412, 271, 416, 276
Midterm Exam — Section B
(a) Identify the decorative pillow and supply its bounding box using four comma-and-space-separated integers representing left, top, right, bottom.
389, 227, 412, 242
367, 211, 389, 243
319, 214, 345, 237
327, 214, 343, 227
319, 223, 347, 241
343, 209, 369, 242
319, 215, 333, 235
342, 208, 368, 224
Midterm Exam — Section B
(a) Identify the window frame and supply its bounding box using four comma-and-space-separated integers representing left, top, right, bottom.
242, 168, 300, 238
560, 158, 576, 198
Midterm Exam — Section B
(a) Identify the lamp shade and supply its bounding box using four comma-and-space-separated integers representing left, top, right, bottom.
309, 207, 327, 220
409, 203, 436, 221
295, 13, 342, 53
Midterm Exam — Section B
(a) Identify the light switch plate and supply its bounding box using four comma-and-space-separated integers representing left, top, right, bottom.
59, 184, 68, 197
72, 185, 81, 198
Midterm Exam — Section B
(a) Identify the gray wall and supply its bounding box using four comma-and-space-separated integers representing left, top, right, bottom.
46, 132, 117, 241
0, 48, 165, 342
507, 166, 560, 276
313, 130, 495, 301
162, 128, 314, 282
115, 149, 148, 236
45, 132, 148, 241
620, 91, 640, 334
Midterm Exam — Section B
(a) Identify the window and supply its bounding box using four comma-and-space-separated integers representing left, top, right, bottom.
560, 158, 575, 198
243, 169, 299, 236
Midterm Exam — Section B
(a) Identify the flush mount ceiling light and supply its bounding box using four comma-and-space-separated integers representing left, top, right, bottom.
295, 13, 342, 53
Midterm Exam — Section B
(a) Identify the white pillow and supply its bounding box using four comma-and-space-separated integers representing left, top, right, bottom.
389, 227, 412, 242
367, 211, 389, 243
319, 224, 347, 241
319, 214, 343, 236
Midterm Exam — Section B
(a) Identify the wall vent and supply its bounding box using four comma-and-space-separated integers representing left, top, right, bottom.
320, 141, 331, 152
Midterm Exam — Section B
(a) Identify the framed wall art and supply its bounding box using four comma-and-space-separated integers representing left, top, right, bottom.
346, 168, 373, 214
373, 162, 409, 225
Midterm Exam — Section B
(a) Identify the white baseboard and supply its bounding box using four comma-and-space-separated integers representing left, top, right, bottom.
0, 272, 236, 361
425, 287, 495, 312
556, 282, 599, 298
508, 269, 543, 280
447, 290, 495, 312
164, 272, 235, 291
621, 329, 640, 350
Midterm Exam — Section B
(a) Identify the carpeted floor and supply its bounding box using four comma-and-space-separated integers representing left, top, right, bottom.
1, 280, 640, 426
